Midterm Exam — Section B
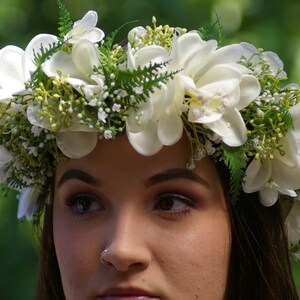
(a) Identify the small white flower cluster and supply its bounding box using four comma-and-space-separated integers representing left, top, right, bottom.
0, 9, 298, 254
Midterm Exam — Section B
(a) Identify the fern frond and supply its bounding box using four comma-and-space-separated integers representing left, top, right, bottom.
221, 143, 248, 205
31, 42, 61, 87
57, 0, 73, 41
107, 61, 176, 105
34, 42, 60, 68
198, 13, 224, 44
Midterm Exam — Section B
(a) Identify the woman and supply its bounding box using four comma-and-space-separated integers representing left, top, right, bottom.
0, 4, 299, 300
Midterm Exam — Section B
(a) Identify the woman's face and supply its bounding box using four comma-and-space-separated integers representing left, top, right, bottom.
53, 136, 231, 300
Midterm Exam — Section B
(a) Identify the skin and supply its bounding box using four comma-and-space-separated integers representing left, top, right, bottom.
53, 135, 231, 300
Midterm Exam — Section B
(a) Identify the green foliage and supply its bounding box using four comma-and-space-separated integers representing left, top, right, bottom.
198, 14, 224, 44
221, 143, 247, 205
57, 0, 73, 42
31, 42, 61, 88
112, 62, 176, 104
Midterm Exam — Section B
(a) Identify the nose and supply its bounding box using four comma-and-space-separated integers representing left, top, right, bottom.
100, 214, 151, 272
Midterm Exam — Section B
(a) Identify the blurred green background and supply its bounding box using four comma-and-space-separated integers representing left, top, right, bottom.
0, 0, 299, 299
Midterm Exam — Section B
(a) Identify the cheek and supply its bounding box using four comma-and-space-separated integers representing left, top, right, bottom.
156, 211, 231, 299
53, 205, 101, 294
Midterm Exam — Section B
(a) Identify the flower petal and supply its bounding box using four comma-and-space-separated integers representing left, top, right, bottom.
126, 120, 163, 156
243, 159, 271, 193
208, 44, 243, 66
174, 37, 217, 76
236, 74, 260, 110
132, 45, 169, 67
65, 11, 105, 43
17, 188, 40, 220
56, 131, 98, 158
157, 110, 183, 146
286, 201, 300, 249
126, 100, 153, 133
259, 187, 278, 207
271, 158, 300, 190
0, 145, 12, 164
198, 44, 242, 77
72, 39, 101, 77
273, 132, 298, 168
289, 102, 300, 148
195, 64, 242, 88
0, 46, 25, 92
24, 33, 59, 72
206, 108, 247, 146
43, 51, 82, 79
78, 29, 105, 43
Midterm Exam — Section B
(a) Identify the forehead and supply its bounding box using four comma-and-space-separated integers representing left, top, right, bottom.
55, 135, 220, 186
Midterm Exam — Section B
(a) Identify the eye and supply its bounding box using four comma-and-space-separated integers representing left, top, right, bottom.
154, 193, 196, 217
65, 193, 104, 217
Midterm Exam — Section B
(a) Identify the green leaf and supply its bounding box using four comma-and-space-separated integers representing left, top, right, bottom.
107, 61, 176, 106
221, 143, 248, 205
198, 13, 224, 44
57, 0, 73, 42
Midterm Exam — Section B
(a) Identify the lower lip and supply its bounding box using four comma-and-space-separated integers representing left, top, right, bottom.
98, 297, 160, 300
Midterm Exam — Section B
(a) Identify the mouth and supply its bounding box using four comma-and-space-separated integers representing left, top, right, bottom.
97, 287, 161, 300
97, 297, 160, 300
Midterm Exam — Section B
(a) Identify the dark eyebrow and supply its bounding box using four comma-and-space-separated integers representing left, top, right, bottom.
57, 169, 101, 188
145, 168, 210, 187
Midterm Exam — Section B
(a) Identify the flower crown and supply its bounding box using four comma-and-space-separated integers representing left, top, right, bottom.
0, 2, 299, 257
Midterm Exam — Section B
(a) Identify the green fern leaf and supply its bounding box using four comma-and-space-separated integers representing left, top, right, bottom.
108, 61, 176, 105
30, 42, 61, 87
33, 42, 60, 68
57, 0, 73, 42
221, 143, 248, 205
198, 13, 224, 44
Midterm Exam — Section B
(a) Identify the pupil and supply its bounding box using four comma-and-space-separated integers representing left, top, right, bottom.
159, 198, 174, 210
77, 197, 90, 211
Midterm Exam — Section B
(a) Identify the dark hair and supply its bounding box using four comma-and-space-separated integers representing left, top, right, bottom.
34, 163, 299, 300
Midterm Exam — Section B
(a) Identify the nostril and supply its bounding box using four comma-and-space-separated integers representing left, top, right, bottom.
100, 249, 112, 267
99, 247, 150, 272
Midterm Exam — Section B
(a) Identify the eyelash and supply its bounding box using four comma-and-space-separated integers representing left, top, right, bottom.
65, 193, 104, 217
154, 193, 197, 218
64, 192, 197, 218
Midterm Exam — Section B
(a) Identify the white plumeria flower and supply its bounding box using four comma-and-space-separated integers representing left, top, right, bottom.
36, 12, 105, 159
243, 100, 300, 205
259, 182, 297, 207
243, 133, 300, 205
126, 32, 260, 154
43, 39, 101, 86
65, 10, 105, 44
126, 42, 184, 155
177, 34, 260, 147
33, 39, 103, 159
0, 34, 58, 102
27, 101, 99, 159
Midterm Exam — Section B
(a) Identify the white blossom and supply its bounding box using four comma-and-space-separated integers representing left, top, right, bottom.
126, 32, 260, 155
65, 11, 105, 44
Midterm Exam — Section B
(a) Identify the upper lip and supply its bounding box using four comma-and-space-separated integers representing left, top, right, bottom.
98, 286, 159, 298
